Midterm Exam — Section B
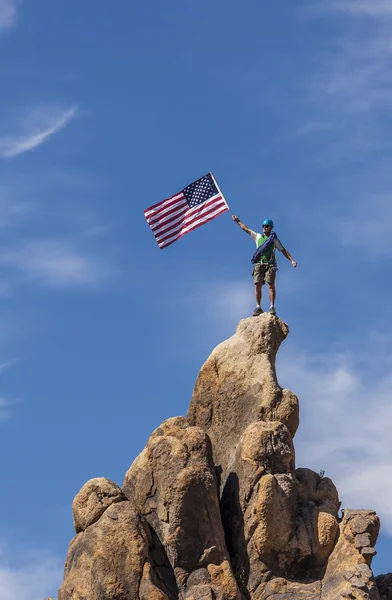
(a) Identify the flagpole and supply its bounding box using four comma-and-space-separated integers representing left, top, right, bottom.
210, 172, 232, 214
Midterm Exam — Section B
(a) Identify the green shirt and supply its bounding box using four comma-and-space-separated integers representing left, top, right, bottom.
250, 230, 284, 265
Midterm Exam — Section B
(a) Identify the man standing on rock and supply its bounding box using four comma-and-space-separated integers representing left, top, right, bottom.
232, 215, 297, 316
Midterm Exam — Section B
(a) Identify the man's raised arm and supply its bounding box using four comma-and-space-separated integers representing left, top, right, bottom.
232, 214, 253, 237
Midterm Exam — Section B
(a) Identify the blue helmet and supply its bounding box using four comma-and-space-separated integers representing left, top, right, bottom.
262, 218, 274, 227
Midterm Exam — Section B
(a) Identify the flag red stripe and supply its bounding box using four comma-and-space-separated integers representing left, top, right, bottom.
156, 200, 227, 245
157, 200, 227, 246
151, 207, 187, 235
152, 194, 223, 236
149, 199, 188, 228
159, 205, 228, 248
144, 192, 184, 217
145, 198, 187, 225
155, 196, 225, 242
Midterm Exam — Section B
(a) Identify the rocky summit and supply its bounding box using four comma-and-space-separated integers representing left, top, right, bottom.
57, 315, 390, 600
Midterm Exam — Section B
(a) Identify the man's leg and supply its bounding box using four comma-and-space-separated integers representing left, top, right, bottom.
268, 283, 276, 308
255, 282, 262, 306
266, 268, 277, 315
253, 283, 263, 316
252, 265, 265, 315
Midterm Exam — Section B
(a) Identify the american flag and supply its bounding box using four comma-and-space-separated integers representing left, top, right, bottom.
144, 172, 229, 249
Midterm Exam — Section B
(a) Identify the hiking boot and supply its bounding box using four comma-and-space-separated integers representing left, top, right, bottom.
253, 307, 263, 316
269, 306, 276, 316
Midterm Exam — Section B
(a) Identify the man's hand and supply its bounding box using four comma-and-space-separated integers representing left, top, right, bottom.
233, 215, 252, 236
283, 249, 297, 266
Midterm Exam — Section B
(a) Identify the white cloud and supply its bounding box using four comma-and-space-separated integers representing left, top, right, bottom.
171, 274, 303, 360
183, 271, 302, 326
0, 239, 112, 288
0, 106, 78, 158
0, 0, 17, 30
0, 546, 62, 600
278, 342, 392, 534
179, 276, 298, 330
199, 280, 253, 324
324, 0, 392, 17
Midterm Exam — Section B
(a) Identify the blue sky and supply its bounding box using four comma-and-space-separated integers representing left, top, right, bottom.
0, 0, 391, 597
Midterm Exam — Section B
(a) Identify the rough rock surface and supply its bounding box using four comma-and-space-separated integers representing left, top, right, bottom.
122, 416, 242, 600
376, 573, 392, 599
59, 501, 171, 600
58, 315, 385, 600
72, 477, 125, 533
187, 317, 299, 490
220, 423, 341, 596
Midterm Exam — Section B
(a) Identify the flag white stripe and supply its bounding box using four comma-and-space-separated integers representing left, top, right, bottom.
158, 201, 227, 247
159, 205, 228, 248
155, 195, 224, 242
153, 194, 224, 239
152, 208, 188, 235
146, 198, 187, 225
144, 192, 184, 218
150, 201, 188, 231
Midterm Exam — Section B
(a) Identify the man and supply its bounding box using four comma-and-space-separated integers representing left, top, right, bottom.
232, 215, 297, 316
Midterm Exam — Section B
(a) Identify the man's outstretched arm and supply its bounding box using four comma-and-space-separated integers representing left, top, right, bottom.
282, 247, 297, 268
232, 214, 253, 237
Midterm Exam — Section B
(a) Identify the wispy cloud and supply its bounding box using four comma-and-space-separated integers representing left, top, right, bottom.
194, 280, 253, 325
291, 1, 392, 259
0, 239, 112, 288
0, 359, 20, 373
297, 2, 392, 144
333, 192, 392, 256
0, 190, 31, 227
0, 105, 78, 158
183, 271, 302, 327
0, 361, 22, 421
0, 396, 11, 421
297, 121, 332, 135
0, 544, 62, 600
324, 1, 392, 17
278, 339, 392, 534
0, 0, 17, 31
311, 36, 392, 118
170, 273, 303, 358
